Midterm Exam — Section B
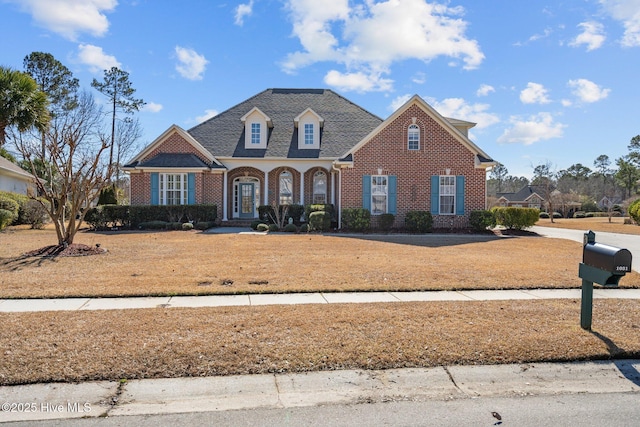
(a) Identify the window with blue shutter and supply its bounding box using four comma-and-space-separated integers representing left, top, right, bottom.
151, 173, 159, 205
188, 173, 196, 204
455, 176, 465, 215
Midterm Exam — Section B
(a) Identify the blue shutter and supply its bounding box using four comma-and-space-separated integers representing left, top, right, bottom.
430, 175, 439, 215
388, 175, 397, 214
456, 176, 465, 215
362, 175, 371, 211
187, 173, 196, 204
151, 173, 159, 205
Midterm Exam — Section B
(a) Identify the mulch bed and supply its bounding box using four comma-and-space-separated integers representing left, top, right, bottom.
22, 243, 107, 258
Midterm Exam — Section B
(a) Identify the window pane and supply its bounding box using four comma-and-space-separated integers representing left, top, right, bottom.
371, 175, 388, 215
251, 123, 260, 144
372, 195, 387, 214
279, 172, 293, 205
304, 123, 314, 145
313, 171, 326, 203
408, 125, 419, 150
439, 176, 455, 214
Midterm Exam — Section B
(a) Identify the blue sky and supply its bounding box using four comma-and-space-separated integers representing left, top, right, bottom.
1, 0, 639, 178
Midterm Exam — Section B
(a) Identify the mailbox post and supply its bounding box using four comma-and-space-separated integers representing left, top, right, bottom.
579, 230, 632, 330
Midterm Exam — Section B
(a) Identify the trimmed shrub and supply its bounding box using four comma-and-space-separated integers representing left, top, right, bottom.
539, 212, 550, 219
378, 213, 395, 232
629, 199, 640, 224
287, 204, 305, 224
342, 208, 370, 232
256, 223, 269, 232
299, 223, 310, 232
129, 205, 217, 227
552, 212, 562, 218
268, 224, 279, 232
0, 196, 20, 227
167, 222, 183, 230
308, 211, 331, 231
573, 211, 586, 218
491, 207, 539, 230
0, 191, 29, 225
182, 222, 194, 231
138, 221, 168, 230
194, 221, 216, 230
305, 204, 334, 221
250, 220, 266, 230
283, 223, 297, 232
469, 210, 495, 231
405, 211, 433, 233
84, 207, 105, 230
0, 209, 14, 231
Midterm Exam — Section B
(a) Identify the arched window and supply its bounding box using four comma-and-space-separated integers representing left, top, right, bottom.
408, 124, 420, 150
279, 171, 293, 205
313, 171, 327, 203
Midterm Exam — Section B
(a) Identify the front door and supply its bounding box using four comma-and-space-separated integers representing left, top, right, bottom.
239, 183, 255, 218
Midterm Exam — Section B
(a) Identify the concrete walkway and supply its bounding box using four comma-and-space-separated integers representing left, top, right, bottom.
2, 288, 640, 312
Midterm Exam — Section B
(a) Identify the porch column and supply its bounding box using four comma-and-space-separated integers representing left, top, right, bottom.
299, 171, 304, 205
337, 168, 342, 228
264, 171, 269, 205
222, 170, 228, 221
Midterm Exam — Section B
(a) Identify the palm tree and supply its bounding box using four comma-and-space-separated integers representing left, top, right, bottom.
0, 66, 50, 146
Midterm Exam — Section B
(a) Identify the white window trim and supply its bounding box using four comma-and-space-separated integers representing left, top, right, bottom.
250, 122, 261, 145
232, 177, 260, 217
241, 107, 270, 149
371, 175, 388, 216
439, 175, 455, 215
160, 173, 188, 206
295, 108, 323, 149
408, 124, 420, 150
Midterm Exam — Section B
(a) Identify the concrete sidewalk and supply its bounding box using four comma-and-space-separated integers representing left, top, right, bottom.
1, 360, 639, 422
2, 288, 640, 312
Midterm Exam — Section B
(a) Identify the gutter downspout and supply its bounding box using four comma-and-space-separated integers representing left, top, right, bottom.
332, 162, 342, 229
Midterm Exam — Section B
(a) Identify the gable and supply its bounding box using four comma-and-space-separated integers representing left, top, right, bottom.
343, 95, 494, 169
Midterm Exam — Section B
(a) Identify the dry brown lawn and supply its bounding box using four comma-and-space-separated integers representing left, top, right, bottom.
536, 216, 640, 235
1, 226, 639, 298
1, 300, 639, 385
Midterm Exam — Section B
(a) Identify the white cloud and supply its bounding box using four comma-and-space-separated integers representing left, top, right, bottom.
77, 44, 120, 73
282, 0, 483, 92
175, 46, 208, 80
600, 0, 640, 47
476, 84, 495, 97
428, 97, 500, 129
497, 112, 565, 145
6, 0, 117, 40
142, 102, 163, 113
520, 82, 551, 104
323, 69, 393, 93
196, 109, 219, 123
389, 94, 413, 111
412, 72, 427, 85
569, 21, 606, 51
235, 0, 254, 26
567, 78, 611, 103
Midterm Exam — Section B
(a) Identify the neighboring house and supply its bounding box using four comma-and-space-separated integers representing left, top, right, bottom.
495, 185, 545, 209
0, 156, 36, 195
124, 89, 496, 228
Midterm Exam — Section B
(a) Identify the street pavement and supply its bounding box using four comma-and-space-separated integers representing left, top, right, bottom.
1, 226, 639, 424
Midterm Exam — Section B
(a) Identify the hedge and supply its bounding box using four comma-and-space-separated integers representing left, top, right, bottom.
469, 210, 495, 231
342, 208, 370, 232
85, 204, 217, 230
491, 207, 539, 230
308, 211, 331, 231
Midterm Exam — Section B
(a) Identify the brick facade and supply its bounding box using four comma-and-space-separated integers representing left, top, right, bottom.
126, 96, 491, 228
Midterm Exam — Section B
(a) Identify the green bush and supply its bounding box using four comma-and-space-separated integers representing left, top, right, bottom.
300, 223, 310, 232
573, 211, 586, 218
342, 208, 370, 232
182, 222, 194, 231
469, 210, 495, 231
629, 199, 640, 224
0, 191, 29, 224
309, 211, 331, 231
268, 224, 279, 232
283, 223, 298, 232
539, 212, 550, 219
250, 219, 266, 230
138, 220, 168, 230
0, 196, 20, 227
377, 213, 395, 232
491, 207, 539, 230
287, 204, 305, 224
305, 204, 334, 220
552, 212, 562, 218
129, 204, 217, 227
405, 211, 433, 233
167, 222, 183, 230
194, 221, 216, 230
0, 209, 14, 230
256, 223, 269, 232
97, 186, 118, 205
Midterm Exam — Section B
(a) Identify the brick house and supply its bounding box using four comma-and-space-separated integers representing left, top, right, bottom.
124, 88, 495, 228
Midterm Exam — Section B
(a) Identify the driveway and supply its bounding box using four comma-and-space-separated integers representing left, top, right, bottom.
531, 226, 639, 273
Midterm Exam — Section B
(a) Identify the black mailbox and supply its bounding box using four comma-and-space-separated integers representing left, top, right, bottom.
583, 242, 632, 275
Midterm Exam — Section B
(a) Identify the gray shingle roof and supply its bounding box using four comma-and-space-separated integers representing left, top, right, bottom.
497, 185, 546, 202
134, 153, 210, 168
187, 89, 383, 159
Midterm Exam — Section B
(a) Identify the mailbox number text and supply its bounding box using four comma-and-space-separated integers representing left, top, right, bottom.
616, 266, 629, 272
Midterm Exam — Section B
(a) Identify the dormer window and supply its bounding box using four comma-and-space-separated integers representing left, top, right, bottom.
241, 107, 271, 149
294, 108, 323, 149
